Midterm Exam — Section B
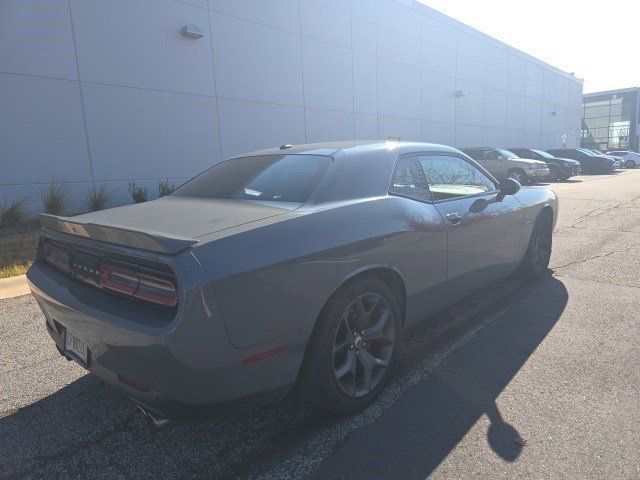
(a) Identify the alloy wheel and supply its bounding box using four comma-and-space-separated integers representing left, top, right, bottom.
509, 171, 524, 184
332, 293, 395, 398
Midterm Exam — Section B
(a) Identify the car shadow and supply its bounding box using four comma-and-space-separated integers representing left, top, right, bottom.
0, 275, 568, 480
309, 275, 568, 479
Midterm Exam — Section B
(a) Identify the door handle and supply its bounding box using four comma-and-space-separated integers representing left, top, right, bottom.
446, 212, 463, 224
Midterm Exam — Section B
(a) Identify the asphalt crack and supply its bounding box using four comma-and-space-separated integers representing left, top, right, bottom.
3, 413, 137, 480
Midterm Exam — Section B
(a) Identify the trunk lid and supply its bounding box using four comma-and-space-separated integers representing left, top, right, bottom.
41, 197, 289, 254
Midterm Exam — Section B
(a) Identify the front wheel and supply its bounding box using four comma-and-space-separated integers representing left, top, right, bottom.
519, 211, 553, 280
547, 165, 561, 181
507, 169, 526, 184
625, 160, 636, 169
301, 277, 401, 414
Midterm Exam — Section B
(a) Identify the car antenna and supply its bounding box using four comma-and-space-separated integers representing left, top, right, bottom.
279, 144, 294, 150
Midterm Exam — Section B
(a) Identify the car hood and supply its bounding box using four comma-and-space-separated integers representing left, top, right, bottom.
516, 158, 548, 167
67, 196, 291, 240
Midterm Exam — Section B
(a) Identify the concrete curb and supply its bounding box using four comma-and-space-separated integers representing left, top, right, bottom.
0, 274, 30, 300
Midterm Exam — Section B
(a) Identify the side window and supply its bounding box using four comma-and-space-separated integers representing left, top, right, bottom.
418, 155, 497, 201
389, 155, 430, 202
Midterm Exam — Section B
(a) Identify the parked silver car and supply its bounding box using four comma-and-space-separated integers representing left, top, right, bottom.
27, 141, 558, 423
606, 150, 640, 168
461, 147, 550, 184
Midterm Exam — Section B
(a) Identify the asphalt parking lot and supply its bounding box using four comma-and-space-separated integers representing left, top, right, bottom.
1, 170, 639, 480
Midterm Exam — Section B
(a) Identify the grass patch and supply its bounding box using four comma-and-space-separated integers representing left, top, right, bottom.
0, 231, 39, 279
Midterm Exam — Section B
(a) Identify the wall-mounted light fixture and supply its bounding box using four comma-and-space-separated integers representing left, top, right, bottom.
551, 111, 560, 116
181, 24, 204, 39
456, 90, 467, 97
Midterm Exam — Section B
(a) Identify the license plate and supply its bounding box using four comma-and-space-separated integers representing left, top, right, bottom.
65, 330, 89, 366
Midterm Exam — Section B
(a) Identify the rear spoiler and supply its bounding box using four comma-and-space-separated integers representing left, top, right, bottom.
38, 214, 198, 254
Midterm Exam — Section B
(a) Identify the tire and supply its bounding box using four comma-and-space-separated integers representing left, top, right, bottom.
519, 210, 553, 280
301, 276, 402, 415
547, 165, 561, 181
507, 169, 526, 184
625, 160, 635, 169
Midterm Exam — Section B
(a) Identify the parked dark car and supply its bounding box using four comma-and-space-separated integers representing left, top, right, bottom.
547, 148, 614, 174
461, 147, 549, 184
27, 141, 558, 424
581, 149, 622, 169
507, 148, 581, 181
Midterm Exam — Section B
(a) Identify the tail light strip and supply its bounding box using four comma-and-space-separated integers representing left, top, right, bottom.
43, 241, 178, 308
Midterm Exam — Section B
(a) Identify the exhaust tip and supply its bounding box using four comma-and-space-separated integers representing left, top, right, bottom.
136, 404, 172, 428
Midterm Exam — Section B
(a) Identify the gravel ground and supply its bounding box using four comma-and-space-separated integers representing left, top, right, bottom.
1, 170, 639, 480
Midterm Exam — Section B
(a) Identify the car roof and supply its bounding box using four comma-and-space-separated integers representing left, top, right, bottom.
461, 146, 498, 150
233, 140, 463, 159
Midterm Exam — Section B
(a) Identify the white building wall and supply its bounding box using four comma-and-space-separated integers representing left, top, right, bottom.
0, 0, 583, 209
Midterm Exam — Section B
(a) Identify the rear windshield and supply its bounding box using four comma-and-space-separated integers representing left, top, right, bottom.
173, 154, 332, 204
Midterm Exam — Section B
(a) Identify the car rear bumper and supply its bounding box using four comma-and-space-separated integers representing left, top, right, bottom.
26, 261, 308, 420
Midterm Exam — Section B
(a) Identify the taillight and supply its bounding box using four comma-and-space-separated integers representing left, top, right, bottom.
100, 262, 177, 308
134, 273, 178, 307
100, 263, 139, 296
41, 241, 178, 308
42, 242, 71, 274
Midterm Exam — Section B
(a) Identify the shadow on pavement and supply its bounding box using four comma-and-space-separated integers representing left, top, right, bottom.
0, 276, 567, 479
310, 276, 568, 479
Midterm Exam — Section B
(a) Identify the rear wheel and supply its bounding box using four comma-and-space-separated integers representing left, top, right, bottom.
625, 160, 636, 169
507, 169, 526, 184
520, 211, 553, 280
301, 277, 401, 414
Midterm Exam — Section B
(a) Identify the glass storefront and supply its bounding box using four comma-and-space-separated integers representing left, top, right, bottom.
581, 89, 638, 151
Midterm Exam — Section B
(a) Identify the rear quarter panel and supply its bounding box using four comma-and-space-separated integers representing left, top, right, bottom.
514, 186, 559, 257
192, 196, 448, 348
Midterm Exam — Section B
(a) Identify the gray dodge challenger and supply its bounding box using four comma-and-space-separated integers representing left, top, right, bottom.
27, 141, 557, 424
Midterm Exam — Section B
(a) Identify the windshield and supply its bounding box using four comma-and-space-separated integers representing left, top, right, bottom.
497, 149, 519, 159
532, 149, 554, 159
173, 154, 332, 204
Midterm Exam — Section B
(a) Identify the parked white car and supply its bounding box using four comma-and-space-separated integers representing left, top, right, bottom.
607, 150, 640, 168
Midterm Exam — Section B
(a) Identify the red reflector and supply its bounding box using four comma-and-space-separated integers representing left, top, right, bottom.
242, 346, 284, 366
117, 374, 150, 393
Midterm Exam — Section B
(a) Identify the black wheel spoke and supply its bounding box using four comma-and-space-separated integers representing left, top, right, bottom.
334, 349, 356, 380
332, 292, 396, 398
333, 334, 350, 354
362, 309, 392, 343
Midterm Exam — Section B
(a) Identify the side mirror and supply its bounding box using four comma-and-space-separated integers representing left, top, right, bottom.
498, 178, 520, 196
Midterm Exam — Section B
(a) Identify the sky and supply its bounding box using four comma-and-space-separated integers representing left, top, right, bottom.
420, 0, 639, 93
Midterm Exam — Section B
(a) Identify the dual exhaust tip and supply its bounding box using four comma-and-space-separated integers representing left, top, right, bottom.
136, 404, 171, 428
